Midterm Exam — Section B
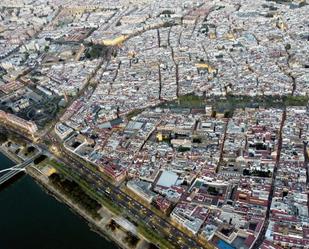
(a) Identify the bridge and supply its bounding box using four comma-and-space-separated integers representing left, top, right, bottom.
0, 156, 38, 186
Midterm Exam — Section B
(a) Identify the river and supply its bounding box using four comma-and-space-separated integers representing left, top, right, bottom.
0, 153, 118, 249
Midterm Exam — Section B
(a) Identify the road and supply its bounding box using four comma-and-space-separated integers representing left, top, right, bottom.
40, 135, 207, 249
252, 109, 286, 249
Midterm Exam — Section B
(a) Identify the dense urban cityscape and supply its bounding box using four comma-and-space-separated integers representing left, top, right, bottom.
0, 0, 308, 249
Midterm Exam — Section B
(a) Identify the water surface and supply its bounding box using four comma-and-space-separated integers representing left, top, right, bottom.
0, 153, 118, 249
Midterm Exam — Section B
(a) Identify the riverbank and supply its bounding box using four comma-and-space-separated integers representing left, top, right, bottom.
0, 171, 117, 249
0, 145, 22, 164
26, 167, 148, 249
0, 136, 149, 249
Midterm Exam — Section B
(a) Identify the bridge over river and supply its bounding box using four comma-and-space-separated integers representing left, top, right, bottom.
0, 154, 39, 186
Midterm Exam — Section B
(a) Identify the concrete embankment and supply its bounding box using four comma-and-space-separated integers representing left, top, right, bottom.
0, 145, 22, 164
26, 167, 146, 249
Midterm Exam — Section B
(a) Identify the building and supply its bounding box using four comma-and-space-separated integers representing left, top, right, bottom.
0, 110, 37, 134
